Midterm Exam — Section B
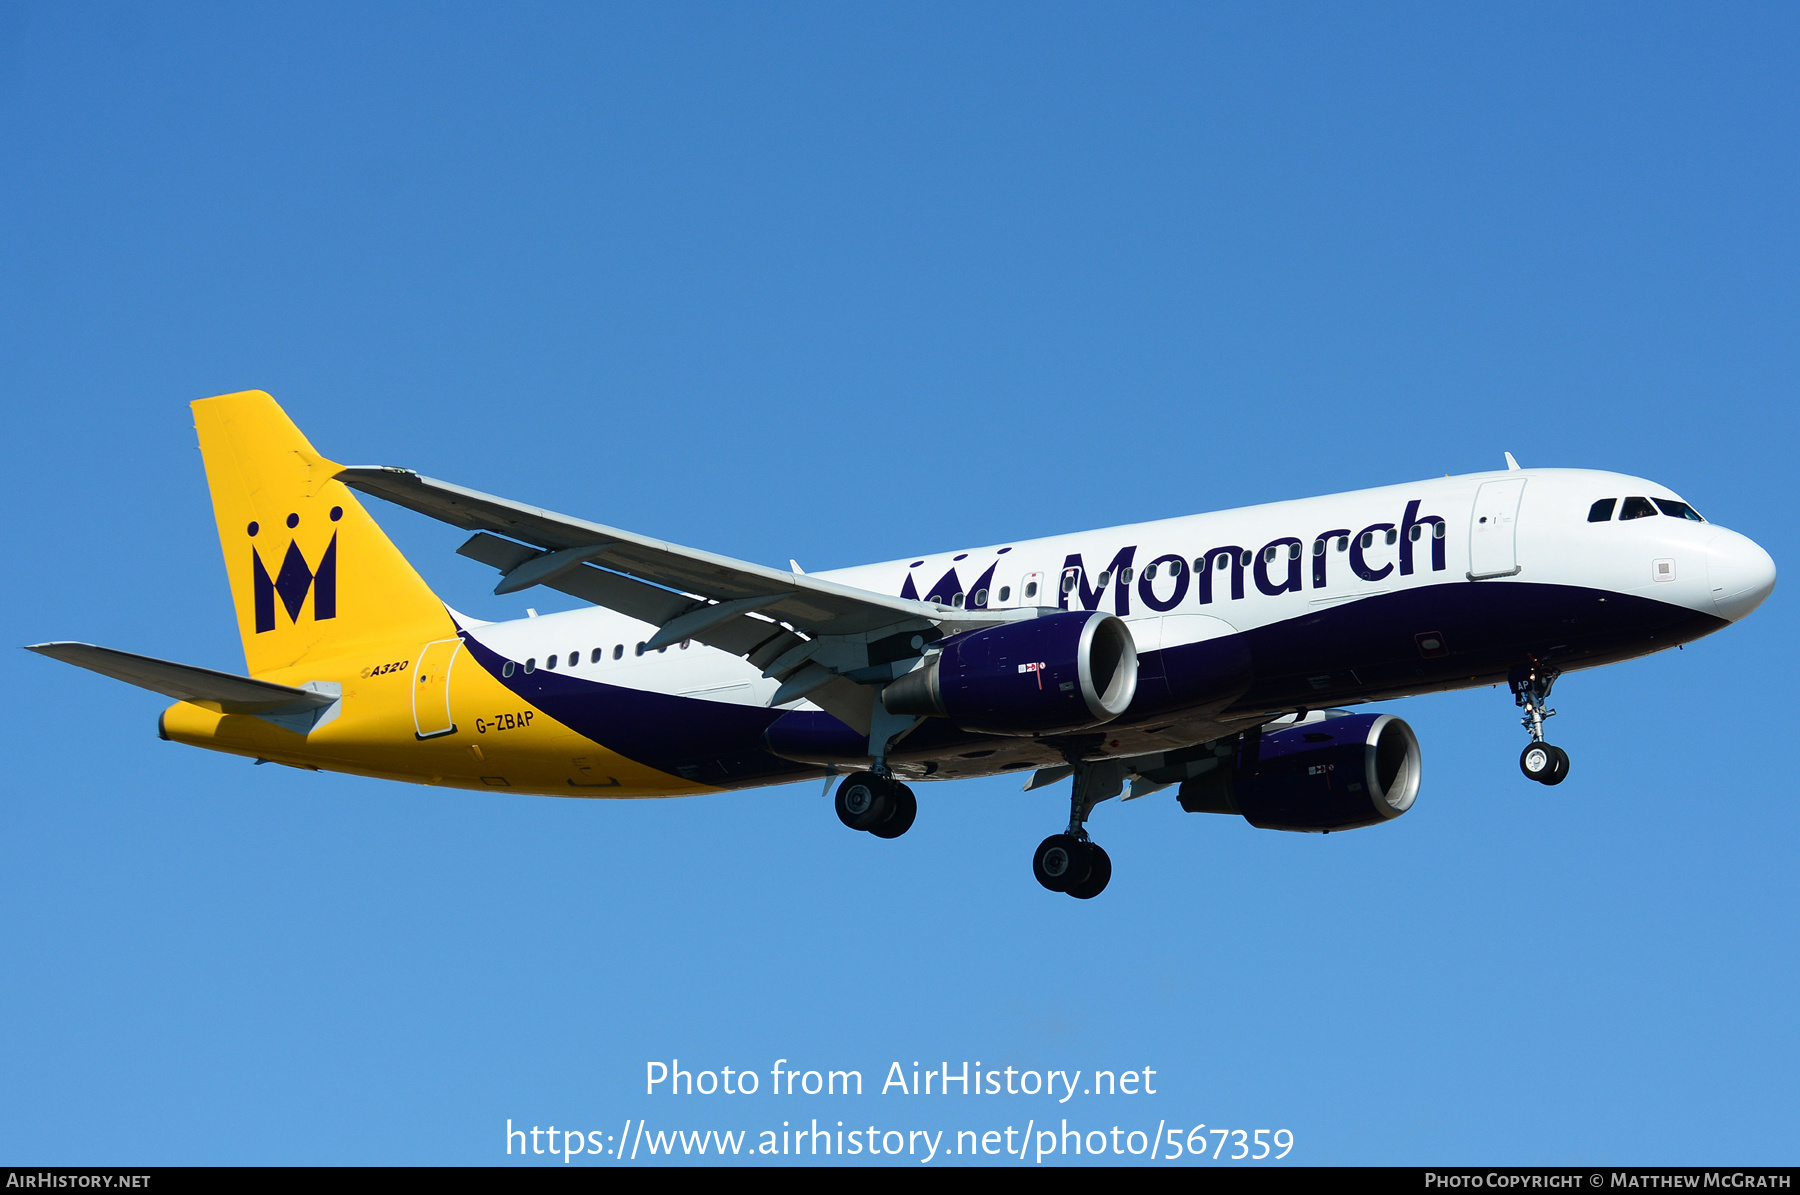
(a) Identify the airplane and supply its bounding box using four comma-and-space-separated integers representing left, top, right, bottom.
27, 391, 1776, 899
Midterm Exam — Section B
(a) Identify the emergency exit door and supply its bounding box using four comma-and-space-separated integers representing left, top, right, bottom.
1019, 571, 1046, 606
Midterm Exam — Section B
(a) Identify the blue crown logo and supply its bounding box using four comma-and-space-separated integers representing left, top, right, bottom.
248, 507, 341, 633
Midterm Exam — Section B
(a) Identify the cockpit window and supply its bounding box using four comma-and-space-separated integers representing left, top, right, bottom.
1588, 499, 1617, 522
1654, 498, 1705, 522
1619, 496, 1657, 521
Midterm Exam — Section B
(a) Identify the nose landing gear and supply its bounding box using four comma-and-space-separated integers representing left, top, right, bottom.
1519, 741, 1569, 784
1511, 666, 1569, 786
1033, 758, 1125, 899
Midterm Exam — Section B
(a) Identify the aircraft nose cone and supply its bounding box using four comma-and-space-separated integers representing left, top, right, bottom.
1706, 528, 1776, 621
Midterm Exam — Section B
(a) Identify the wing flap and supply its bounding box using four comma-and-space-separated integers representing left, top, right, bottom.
457, 532, 807, 658
343, 464, 1042, 738
341, 466, 974, 638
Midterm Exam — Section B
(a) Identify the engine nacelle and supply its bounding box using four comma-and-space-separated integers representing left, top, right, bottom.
883, 610, 1139, 736
1178, 713, 1420, 832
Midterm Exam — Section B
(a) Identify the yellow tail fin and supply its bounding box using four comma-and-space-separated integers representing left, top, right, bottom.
192, 391, 453, 676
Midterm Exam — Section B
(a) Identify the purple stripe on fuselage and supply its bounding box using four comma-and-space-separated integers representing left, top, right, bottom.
453, 583, 1724, 789
1224, 582, 1725, 712
456, 632, 818, 787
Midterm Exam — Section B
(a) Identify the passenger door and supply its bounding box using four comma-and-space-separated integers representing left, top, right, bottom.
412, 637, 463, 739
1469, 478, 1527, 579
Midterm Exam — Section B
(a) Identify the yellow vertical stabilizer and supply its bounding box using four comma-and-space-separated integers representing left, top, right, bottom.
192, 391, 453, 676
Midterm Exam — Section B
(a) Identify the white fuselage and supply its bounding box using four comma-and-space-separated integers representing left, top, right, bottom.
461, 467, 1773, 724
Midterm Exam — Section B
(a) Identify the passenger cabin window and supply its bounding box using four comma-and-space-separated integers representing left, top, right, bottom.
1588, 499, 1617, 522
568, 652, 578, 667
1654, 498, 1705, 522
613, 644, 623, 659
999, 586, 1011, 602
524, 658, 536, 674
545, 654, 557, 669
1023, 581, 1036, 598
1620, 496, 1657, 521
591, 648, 603, 663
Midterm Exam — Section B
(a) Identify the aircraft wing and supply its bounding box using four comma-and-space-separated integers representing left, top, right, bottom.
337, 465, 1032, 727
25, 642, 335, 714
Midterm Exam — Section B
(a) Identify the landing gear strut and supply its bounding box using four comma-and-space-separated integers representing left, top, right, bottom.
1034, 759, 1124, 899
835, 771, 917, 838
1511, 666, 1569, 786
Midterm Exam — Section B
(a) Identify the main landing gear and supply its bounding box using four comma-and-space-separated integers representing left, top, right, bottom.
835, 771, 917, 839
1034, 759, 1125, 900
1512, 666, 1569, 786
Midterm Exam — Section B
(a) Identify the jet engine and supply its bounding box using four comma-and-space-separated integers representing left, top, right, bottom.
882, 610, 1138, 736
1178, 712, 1420, 832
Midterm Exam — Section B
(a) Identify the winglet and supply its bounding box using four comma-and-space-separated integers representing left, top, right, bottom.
1504, 452, 1522, 471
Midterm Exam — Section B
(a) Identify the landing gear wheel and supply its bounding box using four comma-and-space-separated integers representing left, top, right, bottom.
869, 783, 917, 839
1065, 843, 1111, 900
1033, 834, 1091, 893
1520, 743, 1569, 785
835, 772, 893, 831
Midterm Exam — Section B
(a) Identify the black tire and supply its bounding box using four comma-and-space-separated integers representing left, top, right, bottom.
1033, 834, 1090, 893
1066, 843, 1111, 900
1540, 745, 1570, 786
869, 783, 917, 839
835, 772, 892, 830
1519, 743, 1557, 783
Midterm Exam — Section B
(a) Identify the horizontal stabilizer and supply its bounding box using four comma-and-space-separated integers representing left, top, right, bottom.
24, 642, 336, 714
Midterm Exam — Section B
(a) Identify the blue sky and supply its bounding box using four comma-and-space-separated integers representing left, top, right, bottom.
2, 2, 1795, 1165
